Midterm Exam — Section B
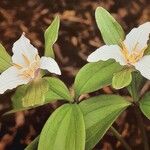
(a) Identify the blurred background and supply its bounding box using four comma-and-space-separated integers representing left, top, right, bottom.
0, 0, 150, 149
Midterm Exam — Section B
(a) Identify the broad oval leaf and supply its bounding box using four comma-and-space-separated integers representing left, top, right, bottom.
22, 78, 49, 107
25, 136, 39, 150
12, 84, 28, 109
44, 77, 72, 101
112, 68, 132, 89
38, 104, 85, 150
95, 7, 125, 45
5, 77, 72, 114
0, 43, 12, 72
74, 60, 122, 98
140, 92, 150, 119
79, 95, 131, 150
44, 15, 60, 58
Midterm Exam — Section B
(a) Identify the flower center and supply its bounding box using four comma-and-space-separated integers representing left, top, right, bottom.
120, 42, 147, 65
13, 54, 41, 80
20, 61, 40, 79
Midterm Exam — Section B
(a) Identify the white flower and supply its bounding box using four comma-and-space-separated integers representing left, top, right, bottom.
0, 33, 61, 94
87, 22, 150, 79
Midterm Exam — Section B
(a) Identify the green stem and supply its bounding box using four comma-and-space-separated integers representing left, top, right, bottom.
110, 126, 132, 150
127, 73, 139, 101
134, 106, 149, 150
129, 72, 149, 150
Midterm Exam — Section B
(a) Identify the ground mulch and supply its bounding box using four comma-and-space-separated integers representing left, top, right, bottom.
0, 0, 150, 149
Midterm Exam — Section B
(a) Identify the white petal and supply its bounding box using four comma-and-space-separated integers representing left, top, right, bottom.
12, 33, 38, 67
0, 67, 29, 94
124, 22, 150, 53
134, 55, 150, 80
40, 57, 61, 75
87, 45, 126, 65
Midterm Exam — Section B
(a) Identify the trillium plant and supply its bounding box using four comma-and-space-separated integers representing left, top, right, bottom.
0, 33, 61, 94
0, 7, 150, 150
87, 22, 150, 81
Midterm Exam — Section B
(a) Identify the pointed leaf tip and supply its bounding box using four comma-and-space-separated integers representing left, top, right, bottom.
0, 43, 12, 73
44, 15, 60, 58
95, 7, 125, 45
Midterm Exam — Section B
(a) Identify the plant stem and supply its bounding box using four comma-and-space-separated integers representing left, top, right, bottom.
127, 72, 139, 102
134, 106, 149, 150
110, 126, 132, 150
129, 72, 149, 150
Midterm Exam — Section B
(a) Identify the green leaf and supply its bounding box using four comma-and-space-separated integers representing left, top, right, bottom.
140, 92, 150, 119
44, 77, 72, 101
79, 95, 130, 150
22, 78, 49, 107
25, 136, 39, 150
38, 104, 85, 150
127, 71, 146, 101
6, 77, 72, 114
3, 85, 33, 115
0, 43, 12, 72
95, 7, 125, 45
74, 60, 122, 98
12, 84, 28, 109
112, 68, 132, 89
44, 15, 60, 58
5, 79, 49, 114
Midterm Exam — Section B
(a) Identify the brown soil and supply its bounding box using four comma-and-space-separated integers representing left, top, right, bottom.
0, 0, 150, 150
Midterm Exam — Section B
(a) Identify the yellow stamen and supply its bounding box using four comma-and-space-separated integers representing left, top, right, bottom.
16, 54, 41, 80
120, 42, 130, 59
19, 73, 31, 79
22, 53, 30, 65
120, 42, 147, 64
13, 63, 23, 69
133, 42, 139, 51
19, 61, 40, 79
35, 54, 40, 61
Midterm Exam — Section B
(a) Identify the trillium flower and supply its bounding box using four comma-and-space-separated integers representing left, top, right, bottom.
0, 33, 61, 94
87, 22, 150, 79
